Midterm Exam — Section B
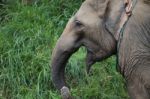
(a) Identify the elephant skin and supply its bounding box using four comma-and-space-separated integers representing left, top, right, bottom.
51, 0, 150, 99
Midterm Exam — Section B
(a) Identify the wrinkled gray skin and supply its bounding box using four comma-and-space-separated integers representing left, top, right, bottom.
51, 0, 150, 99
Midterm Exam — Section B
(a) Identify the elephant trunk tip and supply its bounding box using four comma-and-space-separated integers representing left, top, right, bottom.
61, 86, 72, 99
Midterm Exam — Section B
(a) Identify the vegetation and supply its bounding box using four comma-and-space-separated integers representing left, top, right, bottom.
0, 0, 129, 99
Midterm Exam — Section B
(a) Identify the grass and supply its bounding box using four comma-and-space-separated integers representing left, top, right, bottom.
0, 0, 129, 99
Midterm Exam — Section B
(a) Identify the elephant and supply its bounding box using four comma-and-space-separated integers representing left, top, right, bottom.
51, 0, 150, 99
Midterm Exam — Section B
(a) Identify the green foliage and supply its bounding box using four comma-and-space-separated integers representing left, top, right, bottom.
0, 0, 129, 99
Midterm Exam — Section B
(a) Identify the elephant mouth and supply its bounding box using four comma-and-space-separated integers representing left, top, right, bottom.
86, 50, 96, 74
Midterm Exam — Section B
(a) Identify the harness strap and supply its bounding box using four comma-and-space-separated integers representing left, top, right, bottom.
115, 0, 137, 40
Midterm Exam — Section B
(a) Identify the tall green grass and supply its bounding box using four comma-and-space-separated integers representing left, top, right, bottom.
0, 0, 129, 99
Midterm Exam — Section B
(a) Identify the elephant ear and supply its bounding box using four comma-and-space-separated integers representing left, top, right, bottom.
105, 0, 124, 36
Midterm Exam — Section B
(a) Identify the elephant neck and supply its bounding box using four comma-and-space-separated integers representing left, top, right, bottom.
116, 1, 150, 76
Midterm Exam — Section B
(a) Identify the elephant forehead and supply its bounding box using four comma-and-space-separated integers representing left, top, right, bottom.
75, 0, 102, 26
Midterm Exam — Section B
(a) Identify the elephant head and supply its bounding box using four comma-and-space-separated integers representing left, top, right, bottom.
51, 0, 124, 98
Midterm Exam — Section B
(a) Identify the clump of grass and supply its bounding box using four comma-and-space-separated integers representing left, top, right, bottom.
0, 0, 128, 99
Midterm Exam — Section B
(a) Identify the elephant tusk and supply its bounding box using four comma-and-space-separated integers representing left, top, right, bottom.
61, 86, 72, 99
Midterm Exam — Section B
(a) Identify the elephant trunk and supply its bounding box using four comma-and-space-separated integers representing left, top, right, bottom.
51, 48, 71, 90
51, 35, 79, 98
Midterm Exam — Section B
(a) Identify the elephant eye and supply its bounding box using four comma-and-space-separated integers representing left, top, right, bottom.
75, 20, 83, 27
